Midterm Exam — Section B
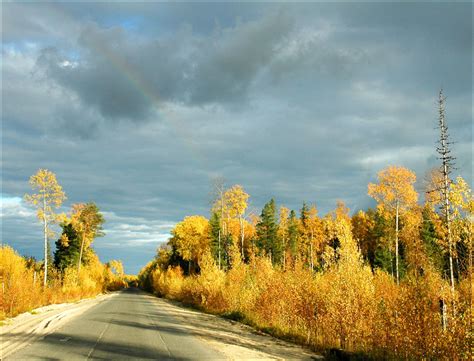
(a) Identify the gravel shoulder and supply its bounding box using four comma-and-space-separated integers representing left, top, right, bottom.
1, 293, 117, 359
147, 294, 323, 360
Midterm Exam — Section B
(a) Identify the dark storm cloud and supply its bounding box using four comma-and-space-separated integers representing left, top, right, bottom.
2, 2, 471, 273
34, 10, 294, 122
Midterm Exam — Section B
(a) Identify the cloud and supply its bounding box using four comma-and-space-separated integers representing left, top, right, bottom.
2, 2, 471, 274
31, 11, 293, 120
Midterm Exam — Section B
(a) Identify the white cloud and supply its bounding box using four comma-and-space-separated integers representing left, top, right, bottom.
1, 196, 35, 218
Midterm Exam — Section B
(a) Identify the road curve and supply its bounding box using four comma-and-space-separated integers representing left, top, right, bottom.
6, 288, 320, 360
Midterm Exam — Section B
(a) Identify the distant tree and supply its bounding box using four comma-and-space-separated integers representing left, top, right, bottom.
24, 169, 66, 286
108, 260, 124, 277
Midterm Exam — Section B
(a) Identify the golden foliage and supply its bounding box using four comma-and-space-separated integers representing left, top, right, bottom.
170, 215, 209, 265
368, 166, 418, 214
0, 245, 126, 320
140, 198, 470, 359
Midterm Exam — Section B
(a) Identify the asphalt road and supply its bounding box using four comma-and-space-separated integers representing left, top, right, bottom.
7, 288, 224, 360
7, 288, 320, 360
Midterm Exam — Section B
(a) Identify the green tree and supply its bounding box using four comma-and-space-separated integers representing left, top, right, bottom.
54, 223, 81, 271
209, 211, 224, 265
287, 210, 299, 258
256, 199, 280, 264
420, 205, 444, 273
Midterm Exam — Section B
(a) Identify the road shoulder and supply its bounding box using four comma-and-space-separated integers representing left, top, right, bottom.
145, 294, 323, 360
1, 292, 116, 359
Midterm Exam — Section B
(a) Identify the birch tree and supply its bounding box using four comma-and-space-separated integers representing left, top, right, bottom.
70, 203, 104, 273
368, 166, 418, 284
223, 185, 249, 260
24, 169, 66, 286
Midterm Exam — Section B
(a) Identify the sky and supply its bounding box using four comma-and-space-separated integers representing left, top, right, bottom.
1, 1, 472, 274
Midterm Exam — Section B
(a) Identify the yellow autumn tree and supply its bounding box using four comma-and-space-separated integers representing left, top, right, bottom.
278, 206, 290, 268
351, 210, 376, 261
450, 176, 473, 264
223, 185, 249, 259
368, 166, 418, 284
170, 215, 209, 273
307, 206, 324, 270
24, 169, 66, 286
70, 203, 105, 273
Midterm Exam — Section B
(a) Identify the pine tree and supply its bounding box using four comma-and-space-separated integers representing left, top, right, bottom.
287, 210, 299, 258
54, 223, 81, 271
256, 199, 279, 264
209, 212, 223, 266
420, 205, 444, 273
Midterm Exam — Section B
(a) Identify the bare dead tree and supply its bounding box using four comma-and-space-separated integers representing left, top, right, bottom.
436, 89, 456, 304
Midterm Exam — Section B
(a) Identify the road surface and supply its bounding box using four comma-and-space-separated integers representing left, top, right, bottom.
6, 288, 320, 360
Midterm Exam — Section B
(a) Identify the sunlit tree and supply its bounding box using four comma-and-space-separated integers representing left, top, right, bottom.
368, 166, 418, 284
170, 215, 209, 273
223, 185, 249, 260
24, 169, 66, 286
70, 203, 105, 273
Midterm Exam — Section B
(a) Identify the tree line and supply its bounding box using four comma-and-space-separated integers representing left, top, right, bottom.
139, 90, 472, 359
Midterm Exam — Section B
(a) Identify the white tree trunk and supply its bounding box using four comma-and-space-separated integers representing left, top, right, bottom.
218, 229, 221, 270
240, 216, 245, 260
395, 200, 399, 285
78, 235, 85, 274
43, 196, 48, 287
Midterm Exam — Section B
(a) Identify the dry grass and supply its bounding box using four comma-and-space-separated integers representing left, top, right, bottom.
141, 223, 471, 360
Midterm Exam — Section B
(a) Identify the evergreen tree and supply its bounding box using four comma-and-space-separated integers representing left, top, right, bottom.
54, 223, 81, 271
256, 199, 280, 263
372, 211, 393, 274
209, 211, 222, 264
300, 202, 310, 228
420, 205, 444, 273
287, 210, 299, 258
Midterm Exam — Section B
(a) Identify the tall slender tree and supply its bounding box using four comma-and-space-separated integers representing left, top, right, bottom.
223, 185, 249, 260
25, 169, 66, 286
287, 210, 299, 259
368, 166, 418, 284
256, 199, 279, 263
278, 206, 290, 268
436, 89, 456, 298
211, 178, 226, 269
70, 203, 105, 273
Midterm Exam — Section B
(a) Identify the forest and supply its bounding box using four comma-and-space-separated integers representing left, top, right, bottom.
138, 93, 472, 359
